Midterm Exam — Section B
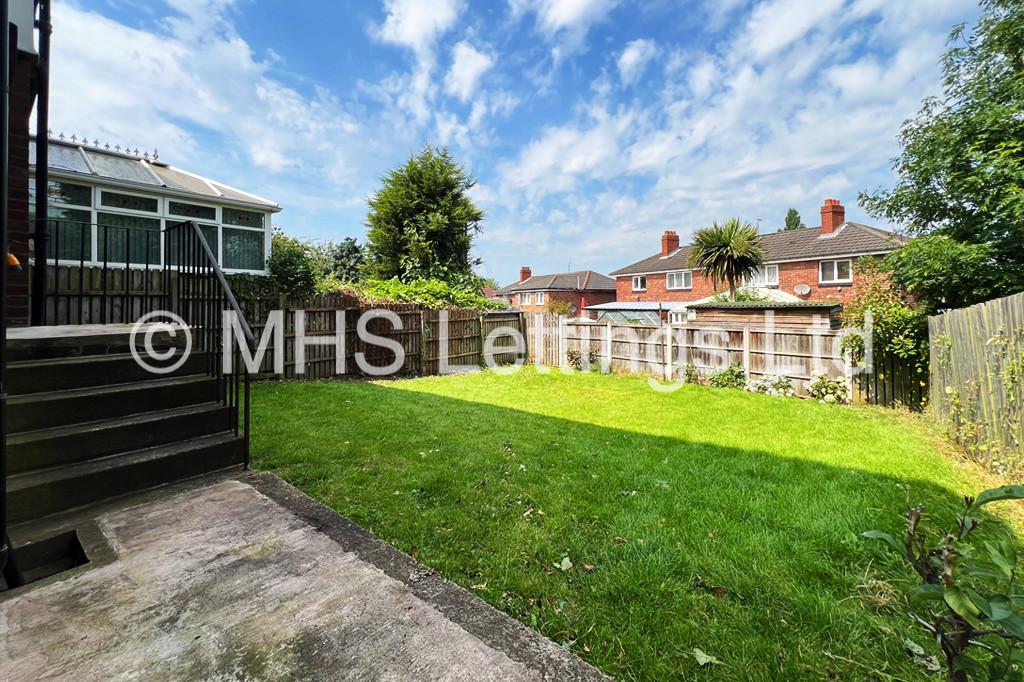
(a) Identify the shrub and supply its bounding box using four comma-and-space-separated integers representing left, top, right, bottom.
864, 485, 1024, 682
709, 363, 746, 389
358, 277, 503, 310
545, 300, 572, 316
745, 374, 795, 397
804, 374, 849, 404
566, 348, 600, 371
683, 362, 704, 385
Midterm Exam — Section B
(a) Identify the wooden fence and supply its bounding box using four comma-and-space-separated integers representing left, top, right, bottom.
42, 263, 169, 325
929, 291, 1024, 460
525, 314, 852, 398
238, 291, 525, 380
523, 313, 926, 407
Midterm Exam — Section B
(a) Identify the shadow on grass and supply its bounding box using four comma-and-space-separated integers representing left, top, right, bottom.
250, 378, 1017, 682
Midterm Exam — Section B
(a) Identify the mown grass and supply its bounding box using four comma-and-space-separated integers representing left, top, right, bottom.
250, 367, 1019, 681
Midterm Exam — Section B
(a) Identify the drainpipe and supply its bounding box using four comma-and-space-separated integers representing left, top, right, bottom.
29, 0, 48, 326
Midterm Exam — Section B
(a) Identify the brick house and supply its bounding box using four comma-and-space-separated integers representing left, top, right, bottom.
608, 199, 904, 315
494, 267, 616, 316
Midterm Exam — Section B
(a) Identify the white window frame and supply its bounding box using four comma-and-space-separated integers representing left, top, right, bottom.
32, 174, 273, 275
535, 292, 545, 305
519, 292, 533, 305
746, 265, 779, 287
819, 259, 853, 285
666, 270, 692, 290
668, 311, 688, 325
632, 275, 647, 292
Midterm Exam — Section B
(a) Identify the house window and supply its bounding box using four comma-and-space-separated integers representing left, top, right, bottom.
666, 271, 692, 290
819, 259, 853, 285
519, 292, 533, 305
747, 265, 779, 287
669, 311, 688, 325
535, 292, 545, 305
632, 275, 647, 291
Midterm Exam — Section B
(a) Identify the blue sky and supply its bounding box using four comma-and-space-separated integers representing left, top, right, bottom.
50, 0, 979, 285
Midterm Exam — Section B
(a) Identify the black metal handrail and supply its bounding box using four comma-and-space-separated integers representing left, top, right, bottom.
163, 219, 255, 465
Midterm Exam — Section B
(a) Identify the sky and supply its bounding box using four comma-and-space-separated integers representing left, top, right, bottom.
45, 0, 980, 285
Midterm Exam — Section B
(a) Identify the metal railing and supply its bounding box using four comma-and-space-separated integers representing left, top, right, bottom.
164, 220, 255, 464
43, 219, 164, 325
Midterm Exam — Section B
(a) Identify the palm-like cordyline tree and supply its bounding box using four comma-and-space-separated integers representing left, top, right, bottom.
687, 218, 766, 301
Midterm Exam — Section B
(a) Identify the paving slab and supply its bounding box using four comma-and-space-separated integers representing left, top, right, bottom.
0, 475, 610, 681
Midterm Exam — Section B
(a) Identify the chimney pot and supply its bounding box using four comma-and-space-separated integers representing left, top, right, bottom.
820, 199, 845, 235
520, 266, 532, 282
661, 230, 680, 256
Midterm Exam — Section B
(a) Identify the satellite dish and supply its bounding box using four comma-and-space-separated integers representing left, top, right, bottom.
794, 284, 811, 295
570, 305, 578, 313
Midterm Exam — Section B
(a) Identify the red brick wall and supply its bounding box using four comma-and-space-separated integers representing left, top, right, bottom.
615, 257, 886, 306
7, 54, 37, 327
506, 289, 615, 317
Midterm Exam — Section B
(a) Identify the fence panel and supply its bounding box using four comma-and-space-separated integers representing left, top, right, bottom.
524, 313, 929, 402
929, 291, 1024, 460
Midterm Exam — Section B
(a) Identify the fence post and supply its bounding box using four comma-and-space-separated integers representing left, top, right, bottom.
604, 321, 612, 373
663, 319, 672, 381
420, 310, 428, 375
559, 315, 566, 368
742, 325, 751, 379
478, 314, 485, 368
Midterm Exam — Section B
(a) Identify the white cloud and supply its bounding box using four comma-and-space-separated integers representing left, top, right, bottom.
374, 0, 462, 59
445, 41, 495, 101
743, 0, 845, 61
511, 0, 619, 45
617, 38, 658, 85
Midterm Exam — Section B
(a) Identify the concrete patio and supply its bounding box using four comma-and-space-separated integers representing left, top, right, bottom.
0, 472, 609, 681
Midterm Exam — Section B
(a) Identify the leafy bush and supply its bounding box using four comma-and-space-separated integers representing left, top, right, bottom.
745, 374, 795, 397
841, 260, 929, 373
268, 229, 324, 299
545, 300, 572, 316
804, 374, 849, 404
566, 348, 600, 371
708, 363, 746, 389
864, 486, 1024, 682
358, 277, 503, 310
683, 362, 704, 385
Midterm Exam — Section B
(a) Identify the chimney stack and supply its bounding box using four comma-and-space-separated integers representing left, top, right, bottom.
820, 199, 845, 235
520, 266, 532, 282
661, 230, 680, 256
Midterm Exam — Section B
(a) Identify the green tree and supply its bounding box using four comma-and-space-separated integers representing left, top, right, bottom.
688, 218, 766, 301
860, 0, 1024, 305
882, 235, 999, 313
782, 207, 805, 231
363, 145, 485, 289
267, 228, 322, 299
329, 237, 365, 282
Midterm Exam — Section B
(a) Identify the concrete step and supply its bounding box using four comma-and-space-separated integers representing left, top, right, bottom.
7, 433, 245, 524
8, 351, 209, 395
7, 375, 220, 433
6, 403, 234, 474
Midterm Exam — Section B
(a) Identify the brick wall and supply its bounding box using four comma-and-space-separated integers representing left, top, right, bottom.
507, 288, 616, 317
7, 53, 37, 327
616, 256, 886, 306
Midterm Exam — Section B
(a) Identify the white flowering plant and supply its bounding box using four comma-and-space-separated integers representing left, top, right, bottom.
804, 374, 850, 404
744, 374, 795, 397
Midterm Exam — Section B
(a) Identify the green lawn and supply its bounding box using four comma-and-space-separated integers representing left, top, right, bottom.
250, 367, 1018, 681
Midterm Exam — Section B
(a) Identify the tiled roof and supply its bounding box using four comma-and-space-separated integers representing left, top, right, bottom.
495, 270, 615, 294
30, 136, 281, 212
610, 223, 906, 276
